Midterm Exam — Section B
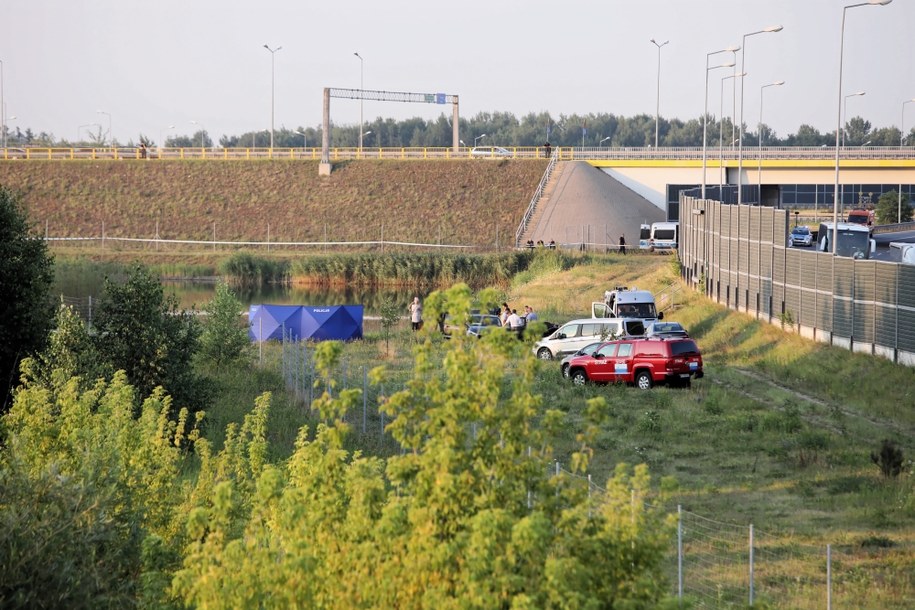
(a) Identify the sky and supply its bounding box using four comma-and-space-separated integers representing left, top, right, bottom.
2, 0, 914, 146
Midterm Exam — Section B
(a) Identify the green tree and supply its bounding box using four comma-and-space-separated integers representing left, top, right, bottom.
20, 301, 107, 391
1, 370, 202, 609
93, 264, 209, 415
198, 282, 250, 371
378, 296, 401, 356
787, 124, 825, 146
875, 189, 913, 225
0, 186, 54, 410
173, 293, 673, 609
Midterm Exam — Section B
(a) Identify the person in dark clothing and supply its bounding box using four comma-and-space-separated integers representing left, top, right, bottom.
619, 234, 627, 255
543, 142, 552, 158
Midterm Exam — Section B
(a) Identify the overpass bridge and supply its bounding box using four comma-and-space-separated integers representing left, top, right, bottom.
3, 143, 911, 219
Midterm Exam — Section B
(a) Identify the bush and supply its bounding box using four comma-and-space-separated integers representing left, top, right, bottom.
871, 439, 904, 478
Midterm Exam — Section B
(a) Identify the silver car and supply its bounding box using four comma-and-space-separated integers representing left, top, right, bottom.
789, 226, 813, 247
560, 342, 603, 378
470, 146, 512, 158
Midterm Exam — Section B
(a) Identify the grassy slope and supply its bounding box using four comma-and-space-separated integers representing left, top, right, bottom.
0, 159, 547, 248
510, 254, 914, 607
207, 252, 913, 606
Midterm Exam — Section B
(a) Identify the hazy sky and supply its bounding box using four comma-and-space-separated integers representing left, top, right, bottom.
2, 0, 913, 145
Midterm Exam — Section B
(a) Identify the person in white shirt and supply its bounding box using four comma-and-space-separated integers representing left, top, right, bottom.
506, 309, 524, 330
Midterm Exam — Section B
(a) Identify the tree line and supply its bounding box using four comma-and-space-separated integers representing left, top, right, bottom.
5, 110, 914, 149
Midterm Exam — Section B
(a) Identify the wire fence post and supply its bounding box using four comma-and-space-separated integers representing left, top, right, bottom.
677, 505, 683, 603
827, 544, 832, 610
749, 523, 755, 607
362, 366, 367, 434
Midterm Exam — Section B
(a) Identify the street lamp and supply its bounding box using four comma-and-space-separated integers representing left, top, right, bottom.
78, 123, 100, 144
263, 44, 282, 148
159, 124, 175, 148
758, 80, 785, 196
842, 91, 865, 147
362, 130, 373, 146
354, 52, 364, 149
720, 72, 746, 193
190, 120, 205, 148
833, 0, 892, 256
737, 25, 782, 205
650, 38, 669, 148
474, 133, 487, 146
702, 48, 738, 199
295, 130, 307, 148
599, 136, 611, 147
96, 110, 112, 146
899, 97, 915, 221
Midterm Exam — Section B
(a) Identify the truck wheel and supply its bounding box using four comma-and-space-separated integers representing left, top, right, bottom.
635, 371, 653, 390
537, 348, 553, 360
571, 370, 588, 386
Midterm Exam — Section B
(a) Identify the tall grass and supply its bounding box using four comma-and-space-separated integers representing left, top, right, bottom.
284, 251, 547, 287
219, 251, 289, 285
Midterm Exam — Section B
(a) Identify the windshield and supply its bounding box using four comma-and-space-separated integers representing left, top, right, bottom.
792, 227, 809, 235
618, 302, 658, 319
834, 230, 871, 259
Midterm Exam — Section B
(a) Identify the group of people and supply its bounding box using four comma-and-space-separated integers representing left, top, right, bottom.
410, 296, 540, 335
499, 302, 538, 331
524, 239, 557, 250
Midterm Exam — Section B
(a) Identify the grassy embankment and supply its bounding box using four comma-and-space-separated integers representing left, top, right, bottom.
0, 158, 548, 276
205, 250, 914, 607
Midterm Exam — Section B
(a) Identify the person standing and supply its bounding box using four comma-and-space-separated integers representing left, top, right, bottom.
619, 234, 627, 255
524, 305, 538, 322
500, 302, 511, 326
409, 296, 423, 331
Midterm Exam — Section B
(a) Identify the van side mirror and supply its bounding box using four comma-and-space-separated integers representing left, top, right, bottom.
557, 333, 566, 339
658, 312, 664, 320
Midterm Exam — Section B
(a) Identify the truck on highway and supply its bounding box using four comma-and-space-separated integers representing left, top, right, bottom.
846, 208, 875, 233
816, 221, 876, 259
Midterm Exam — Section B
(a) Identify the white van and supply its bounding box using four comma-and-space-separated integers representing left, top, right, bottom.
593, 287, 662, 322
533, 317, 646, 360
648, 221, 679, 252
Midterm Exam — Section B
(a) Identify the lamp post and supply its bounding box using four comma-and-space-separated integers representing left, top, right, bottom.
650, 38, 669, 148
78, 123, 100, 144
263, 44, 282, 149
474, 133, 487, 147
354, 52, 364, 150
833, 1, 892, 256
96, 110, 112, 146
720, 72, 746, 193
295, 130, 307, 148
190, 120, 205, 148
599, 136, 611, 147
899, 97, 915, 222
842, 91, 865, 147
758, 80, 785, 197
702, 49, 738, 199
159, 124, 175, 149
737, 25, 782, 205
362, 130, 373, 146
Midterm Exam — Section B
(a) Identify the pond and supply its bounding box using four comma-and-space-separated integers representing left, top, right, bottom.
53, 263, 424, 321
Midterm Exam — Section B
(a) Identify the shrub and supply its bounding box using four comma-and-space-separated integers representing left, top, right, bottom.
871, 439, 904, 478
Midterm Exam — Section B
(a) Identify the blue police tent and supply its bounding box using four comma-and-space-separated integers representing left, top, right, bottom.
249, 304, 363, 342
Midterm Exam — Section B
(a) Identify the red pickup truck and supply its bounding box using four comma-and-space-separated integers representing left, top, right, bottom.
566, 337, 704, 389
